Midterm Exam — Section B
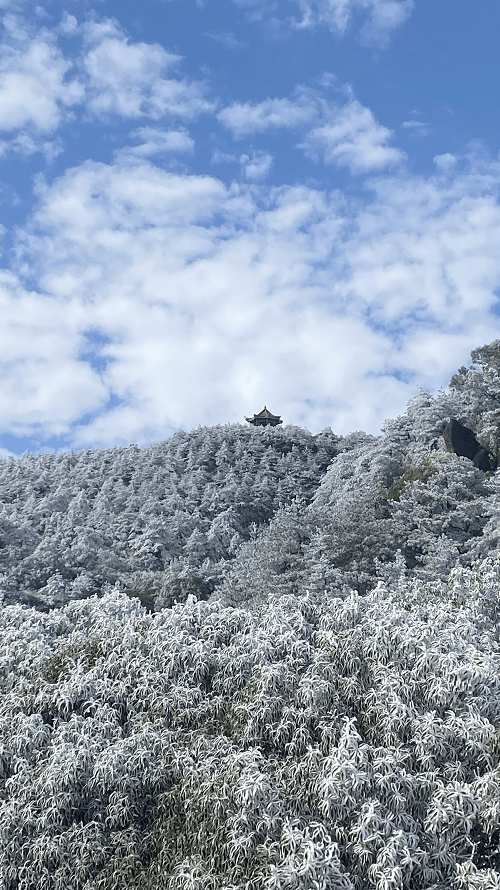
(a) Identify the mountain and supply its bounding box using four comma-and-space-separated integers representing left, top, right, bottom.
1, 343, 500, 889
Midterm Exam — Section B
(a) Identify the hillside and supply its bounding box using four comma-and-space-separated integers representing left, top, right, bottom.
1, 343, 500, 889
0, 423, 340, 612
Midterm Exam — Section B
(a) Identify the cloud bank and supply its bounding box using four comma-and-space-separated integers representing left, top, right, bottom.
4, 150, 500, 448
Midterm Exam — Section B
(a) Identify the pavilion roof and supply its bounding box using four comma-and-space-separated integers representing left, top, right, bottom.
255, 406, 280, 419
245, 406, 283, 423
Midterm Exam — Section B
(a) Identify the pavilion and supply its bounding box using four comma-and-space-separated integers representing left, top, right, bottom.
245, 407, 283, 427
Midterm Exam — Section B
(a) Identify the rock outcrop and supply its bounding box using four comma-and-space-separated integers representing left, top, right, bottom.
443, 419, 496, 471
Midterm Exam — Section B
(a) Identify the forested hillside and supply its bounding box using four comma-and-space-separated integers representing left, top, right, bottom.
0, 424, 340, 611
1, 344, 500, 889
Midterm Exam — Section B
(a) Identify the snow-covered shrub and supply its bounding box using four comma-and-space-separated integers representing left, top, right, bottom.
0, 576, 498, 889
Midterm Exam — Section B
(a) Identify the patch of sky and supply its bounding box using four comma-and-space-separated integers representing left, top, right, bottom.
363, 309, 439, 343
0, 129, 138, 262
491, 290, 500, 319
367, 0, 500, 171
0, 162, 52, 260
64, 394, 127, 443
302, 396, 333, 412
79, 330, 114, 376
379, 367, 416, 385
0, 393, 126, 457
0, 431, 73, 457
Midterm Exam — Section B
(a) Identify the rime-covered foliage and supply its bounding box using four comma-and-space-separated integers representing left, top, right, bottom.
0, 424, 339, 611
0, 579, 499, 890
2, 343, 500, 889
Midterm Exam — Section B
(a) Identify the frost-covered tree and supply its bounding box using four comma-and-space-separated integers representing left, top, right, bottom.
0, 425, 339, 610
450, 340, 500, 460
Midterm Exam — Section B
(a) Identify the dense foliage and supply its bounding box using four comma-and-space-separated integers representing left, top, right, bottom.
1, 343, 500, 888
1, 578, 499, 890
0, 424, 339, 611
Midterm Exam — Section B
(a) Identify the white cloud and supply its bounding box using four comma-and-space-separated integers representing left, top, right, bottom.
231, 0, 413, 46
211, 149, 238, 164
0, 12, 214, 155
434, 152, 457, 171
335, 167, 500, 348
240, 150, 273, 180
0, 132, 62, 161
5, 154, 500, 448
117, 127, 195, 159
401, 119, 430, 138
356, 0, 414, 47
204, 31, 248, 50
300, 100, 405, 172
82, 19, 214, 120
0, 269, 107, 437
219, 90, 403, 174
0, 16, 83, 147
58, 13, 78, 37
218, 93, 317, 137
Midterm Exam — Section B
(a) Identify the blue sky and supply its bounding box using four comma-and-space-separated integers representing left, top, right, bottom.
0, 0, 500, 453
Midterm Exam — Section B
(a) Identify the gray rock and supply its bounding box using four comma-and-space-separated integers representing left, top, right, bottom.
443, 419, 481, 460
443, 419, 495, 471
473, 447, 494, 472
